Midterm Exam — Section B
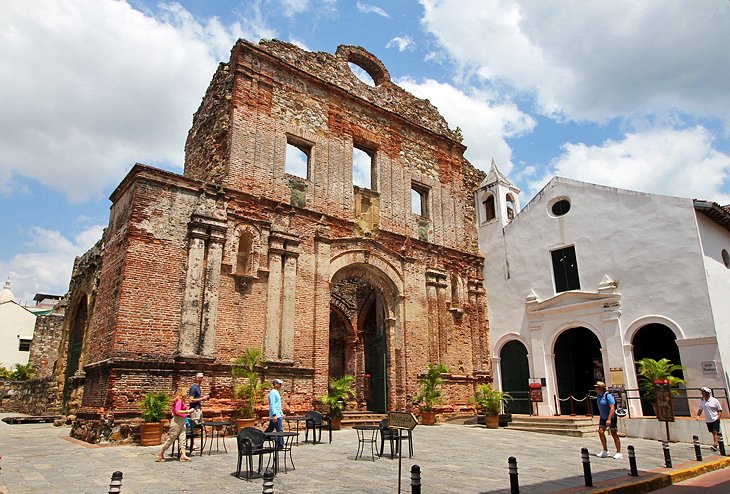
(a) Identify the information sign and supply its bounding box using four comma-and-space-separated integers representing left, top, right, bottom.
388, 411, 418, 430
529, 381, 543, 402
654, 379, 674, 422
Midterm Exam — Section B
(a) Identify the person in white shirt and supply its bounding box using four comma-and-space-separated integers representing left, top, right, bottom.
695, 386, 723, 451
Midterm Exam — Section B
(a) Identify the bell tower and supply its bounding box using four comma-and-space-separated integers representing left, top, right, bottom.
475, 159, 520, 230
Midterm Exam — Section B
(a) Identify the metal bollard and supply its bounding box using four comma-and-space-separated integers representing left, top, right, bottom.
662, 441, 672, 468
693, 435, 703, 461
581, 448, 593, 487
262, 472, 274, 494
719, 432, 726, 456
508, 456, 520, 494
108, 471, 123, 494
411, 464, 421, 494
627, 446, 638, 477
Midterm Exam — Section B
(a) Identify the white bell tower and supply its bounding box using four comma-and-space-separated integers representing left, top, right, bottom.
475, 159, 521, 231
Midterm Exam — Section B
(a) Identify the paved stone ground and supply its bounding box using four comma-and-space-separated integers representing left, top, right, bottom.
0, 414, 723, 494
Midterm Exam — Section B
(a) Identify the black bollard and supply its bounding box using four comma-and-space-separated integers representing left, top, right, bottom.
662, 441, 672, 468
719, 432, 726, 456
581, 448, 593, 487
627, 446, 638, 477
692, 435, 703, 461
108, 471, 123, 494
411, 464, 421, 494
508, 456, 520, 494
262, 472, 274, 494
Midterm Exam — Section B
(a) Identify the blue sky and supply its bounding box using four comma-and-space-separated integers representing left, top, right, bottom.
2, 0, 730, 303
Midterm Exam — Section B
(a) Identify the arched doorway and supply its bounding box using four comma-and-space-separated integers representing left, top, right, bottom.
330, 263, 397, 413
632, 323, 686, 416
500, 340, 531, 414
62, 297, 87, 413
554, 327, 603, 415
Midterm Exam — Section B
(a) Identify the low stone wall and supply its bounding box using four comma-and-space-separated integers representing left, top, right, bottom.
0, 377, 61, 415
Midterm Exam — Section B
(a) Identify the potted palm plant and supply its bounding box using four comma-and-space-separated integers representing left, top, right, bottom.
416, 362, 449, 425
318, 375, 355, 430
635, 357, 686, 415
232, 348, 267, 430
473, 383, 512, 429
138, 391, 170, 446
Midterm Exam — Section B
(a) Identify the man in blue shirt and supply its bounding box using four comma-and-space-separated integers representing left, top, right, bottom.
188, 372, 209, 424
265, 378, 284, 448
595, 381, 622, 459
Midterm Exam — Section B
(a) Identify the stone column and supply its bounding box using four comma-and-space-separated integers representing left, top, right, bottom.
199, 227, 225, 357
280, 250, 298, 362
179, 225, 208, 356
265, 237, 285, 361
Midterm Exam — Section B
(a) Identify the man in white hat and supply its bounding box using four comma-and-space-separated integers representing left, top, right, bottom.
594, 381, 622, 459
696, 386, 723, 451
188, 372, 210, 423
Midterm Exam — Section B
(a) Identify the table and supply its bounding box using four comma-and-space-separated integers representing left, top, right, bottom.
201, 420, 235, 454
264, 431, 299, 473
285, 416, 307, 446
353, 425, 379, 461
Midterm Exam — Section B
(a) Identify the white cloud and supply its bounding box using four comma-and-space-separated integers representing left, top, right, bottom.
420, 0, 730, 125
278, 0, 311, 18
357, 2, 390, 18
0, 0, 259, 203
397, 78, 535, 173
386, 36, 414, 52
0, 225, 104, 304
527, 127, 730, 204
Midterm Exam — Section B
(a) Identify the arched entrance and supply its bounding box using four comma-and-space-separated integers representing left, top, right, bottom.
330, 263, 398, 413
500, 340, 531, 414
632, 323, 686, 416
554, 327, 603, 415
62, 297, 87, 413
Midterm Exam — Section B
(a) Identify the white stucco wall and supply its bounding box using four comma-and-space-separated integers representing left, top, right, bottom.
479, 177, 728, 416
0, 301, 36, 368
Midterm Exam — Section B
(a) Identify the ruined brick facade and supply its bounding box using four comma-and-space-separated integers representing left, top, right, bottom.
57, 39, 489, 442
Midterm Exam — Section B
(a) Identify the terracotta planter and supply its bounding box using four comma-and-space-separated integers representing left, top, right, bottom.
139, 422, 164, 446
421, 411, 437, 425
484, 414, 499, 429
330, 418, 342, 430
236, 418, 257, 431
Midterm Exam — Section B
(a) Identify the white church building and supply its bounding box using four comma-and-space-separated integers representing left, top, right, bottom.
477, 162, 730, 420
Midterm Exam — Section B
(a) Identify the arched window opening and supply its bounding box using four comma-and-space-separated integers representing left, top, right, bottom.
506, 194, 515, 221
237, 231, 254, 276
483, 195, 496, 221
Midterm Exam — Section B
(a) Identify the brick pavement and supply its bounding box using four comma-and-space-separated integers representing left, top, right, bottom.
0, 414, 726, 494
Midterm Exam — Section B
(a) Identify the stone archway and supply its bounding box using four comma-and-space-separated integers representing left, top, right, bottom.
330, 262, 400, 413
62, 297, 88, 413
554, 327, 603, 415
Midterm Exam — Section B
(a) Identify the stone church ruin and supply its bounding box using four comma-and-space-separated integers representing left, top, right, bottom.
53, 39, 490, 443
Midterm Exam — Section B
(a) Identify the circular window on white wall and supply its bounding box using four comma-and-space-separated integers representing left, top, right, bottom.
722, 249, 730, 268
548, 197, 571, 217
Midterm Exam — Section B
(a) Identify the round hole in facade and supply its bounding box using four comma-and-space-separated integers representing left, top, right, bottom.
722, 249, 730, 268
551, 198, 571, 217
348, 62, 376, 87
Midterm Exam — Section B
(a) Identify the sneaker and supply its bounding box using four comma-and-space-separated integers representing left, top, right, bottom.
596, 450, 610, 458
613, 452, 623, 460
710, 445, 719, 452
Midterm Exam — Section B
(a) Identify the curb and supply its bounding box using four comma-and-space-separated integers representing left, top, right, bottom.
555, 456, 730, 494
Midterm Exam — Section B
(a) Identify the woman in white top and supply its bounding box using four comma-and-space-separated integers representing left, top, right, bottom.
695, 386, 723, 451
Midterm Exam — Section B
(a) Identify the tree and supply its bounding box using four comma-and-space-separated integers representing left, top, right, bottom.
635, 357, 686, 401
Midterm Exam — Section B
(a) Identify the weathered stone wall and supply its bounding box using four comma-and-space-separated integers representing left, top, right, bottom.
0, 377, 60, 415
29, 311, 65, 379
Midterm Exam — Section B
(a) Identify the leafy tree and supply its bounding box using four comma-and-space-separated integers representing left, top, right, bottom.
9, 363, 36, 381
416, 362, 449, 412
232, 348, 267, 419
635, 357, 686, 401
318, 375, 356, 420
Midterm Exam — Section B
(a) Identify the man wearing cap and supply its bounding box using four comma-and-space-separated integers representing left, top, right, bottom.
595, 381, 622, 459
188, 372, 210, 424
696, 386, 723, 451
265, 378, 284, 448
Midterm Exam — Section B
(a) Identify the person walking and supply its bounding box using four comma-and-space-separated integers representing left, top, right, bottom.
696, 386, 723, 451
188, 372, 209, 423
156, 389, 192, 462
594, 381, 622, 459
265, 378, 284, 448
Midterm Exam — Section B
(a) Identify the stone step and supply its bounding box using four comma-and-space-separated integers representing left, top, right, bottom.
508, 426, 595, 437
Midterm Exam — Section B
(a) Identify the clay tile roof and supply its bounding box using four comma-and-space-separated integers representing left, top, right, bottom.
694, 200, 730, 232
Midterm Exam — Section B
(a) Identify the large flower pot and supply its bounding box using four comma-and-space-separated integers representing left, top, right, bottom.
330, 418, 342, 430
484, 415, 499, 429
421, 411, 437, 425
139, 422, 164, 446
236, 418, 257, 431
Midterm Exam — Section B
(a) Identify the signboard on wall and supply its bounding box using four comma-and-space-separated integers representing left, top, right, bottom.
702, 361, 717, 375
654, 379, 675, 422
529, 379, 543, 402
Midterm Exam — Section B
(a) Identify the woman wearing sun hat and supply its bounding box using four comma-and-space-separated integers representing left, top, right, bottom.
696, 386, 723, 451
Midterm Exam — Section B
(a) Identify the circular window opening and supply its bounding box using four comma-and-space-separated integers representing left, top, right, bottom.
348, 62, 376, 87
551, 198, 571, 217
722, 249, 730, 269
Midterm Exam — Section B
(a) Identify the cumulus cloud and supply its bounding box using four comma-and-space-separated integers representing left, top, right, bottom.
0, 225, 104, 304
0, 0, 257, 202
386, 36, 414, 52
398, 78, 535, 173
357, 2, 390, 18
527, 127, 730, 203
278, 0, 310, 18
420, 0, 730, 125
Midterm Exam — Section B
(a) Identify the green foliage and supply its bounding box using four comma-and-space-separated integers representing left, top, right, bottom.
232, 348, 267, 419
139, 391, 170, 423
318, 375, 355, 420
0, 363, 36, 381
635, 357, 687, 401
473, 383, 512, 416
0, 365, 12, 380
416, 362, 449, 412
